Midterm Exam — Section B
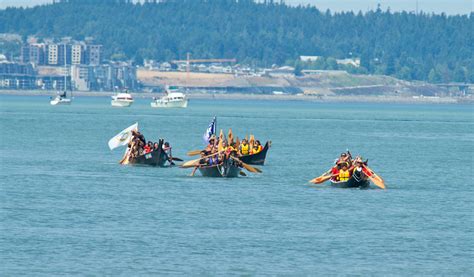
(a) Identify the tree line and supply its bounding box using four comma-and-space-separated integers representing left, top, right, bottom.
0, 0, 472, 83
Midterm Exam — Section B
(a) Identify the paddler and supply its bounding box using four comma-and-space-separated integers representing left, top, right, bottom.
337, 162, 351, 181
351, 157, 366, 181
239, 139, 250, 156
252, 140, 263, 154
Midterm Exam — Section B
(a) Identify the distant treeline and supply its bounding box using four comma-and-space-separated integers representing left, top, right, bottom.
0, 0, 472, 83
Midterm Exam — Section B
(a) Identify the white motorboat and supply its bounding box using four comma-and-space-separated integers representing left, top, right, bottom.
111, 92, 134, 107
150, 87, 188, 108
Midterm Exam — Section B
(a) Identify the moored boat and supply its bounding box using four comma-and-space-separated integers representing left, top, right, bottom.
111, 92, 134, 107
150, 86, 188, 108
197, 156, 242, 177
239, 141, 271, 165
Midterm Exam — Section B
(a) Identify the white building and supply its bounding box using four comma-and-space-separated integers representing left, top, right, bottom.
300, 56, 322, 62
336, 58, 361, 67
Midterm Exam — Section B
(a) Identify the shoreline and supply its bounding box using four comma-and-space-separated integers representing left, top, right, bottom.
0, 90, 472, 104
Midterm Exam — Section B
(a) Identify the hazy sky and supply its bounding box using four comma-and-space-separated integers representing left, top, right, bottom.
0, 0, 472, 15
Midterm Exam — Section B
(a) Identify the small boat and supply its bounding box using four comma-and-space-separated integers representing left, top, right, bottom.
150, 86, 188, 108
111, 92, 134, 107
50, 92, 72, 105
51, 46, 73, 106
239, 141, 271, 165
128, 139, 169, 167
198, 156, 242, 177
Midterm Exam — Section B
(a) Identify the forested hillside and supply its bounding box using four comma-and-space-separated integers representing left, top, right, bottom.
0, 0, 472, 82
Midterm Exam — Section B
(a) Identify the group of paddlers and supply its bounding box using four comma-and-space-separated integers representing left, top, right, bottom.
120, 130, 172, 164
199, 134, 263, 166
330, 152, 368, 182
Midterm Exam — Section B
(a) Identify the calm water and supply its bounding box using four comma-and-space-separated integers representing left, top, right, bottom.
1, 95, 473, 275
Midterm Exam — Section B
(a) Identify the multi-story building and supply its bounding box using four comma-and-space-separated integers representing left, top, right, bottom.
0, 58, 36, 89
47, 44, 59, 65
85, 45, 102, 65
21, 43, 46, 65
71, 44, 83, 65
20, 39, 102, 66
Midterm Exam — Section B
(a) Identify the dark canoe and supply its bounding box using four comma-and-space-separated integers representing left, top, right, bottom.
330, 173, 370, 188
239, 141, 271, 165
198, 157, 241, 178
128, 139, 168, 167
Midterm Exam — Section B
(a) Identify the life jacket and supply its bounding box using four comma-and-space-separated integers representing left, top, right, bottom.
253, 145, 263, 154
339, 169, 350, 181
240, 143, 249, 155
144, 145, 151, 153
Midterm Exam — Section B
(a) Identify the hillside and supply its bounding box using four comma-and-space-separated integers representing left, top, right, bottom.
137, 69, 445, 97
0, 0, 472, 83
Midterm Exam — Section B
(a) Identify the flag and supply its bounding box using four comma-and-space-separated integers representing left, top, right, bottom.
108, 122, 138, 150
202, 116, 216, 144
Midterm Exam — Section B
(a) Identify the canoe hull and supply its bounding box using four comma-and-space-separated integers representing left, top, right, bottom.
330, 177, 370, 188
239, 141, 271, 165
128, 139, 168, 167
198, 158, 241, 178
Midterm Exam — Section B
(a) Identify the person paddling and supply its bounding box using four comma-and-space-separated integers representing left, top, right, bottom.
239, 139, 250, 156
334, 162, 350, 182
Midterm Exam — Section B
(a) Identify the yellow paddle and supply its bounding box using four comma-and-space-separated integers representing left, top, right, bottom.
186, 149, 203, 156
309, 169, 332, 184
181, 151, 223, 168
230, 156, 262, 173
362, 165, 386, 189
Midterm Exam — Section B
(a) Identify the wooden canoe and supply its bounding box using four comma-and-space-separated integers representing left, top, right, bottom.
128, 139, 168, 167
198, 157, 242, 177
239, 141, 271, 165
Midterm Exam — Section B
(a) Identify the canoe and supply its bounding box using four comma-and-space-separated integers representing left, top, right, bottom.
128, 139, 168, 167
198, 156, 242, 177
239, 141, 271, 165
330, 171, 370, 188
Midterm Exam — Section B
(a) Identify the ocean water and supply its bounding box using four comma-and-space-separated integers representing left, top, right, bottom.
1, 95, 473, 275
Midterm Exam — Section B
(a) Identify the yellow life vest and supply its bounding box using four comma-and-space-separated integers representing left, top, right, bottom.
240, 144, 249, 155
253, 145, 263, 154
339, 169, 350, 181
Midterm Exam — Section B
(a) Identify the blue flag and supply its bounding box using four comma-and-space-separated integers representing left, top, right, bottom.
203, 116, 216, 144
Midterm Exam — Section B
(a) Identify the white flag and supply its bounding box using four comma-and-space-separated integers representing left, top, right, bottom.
108, 122, 138, 150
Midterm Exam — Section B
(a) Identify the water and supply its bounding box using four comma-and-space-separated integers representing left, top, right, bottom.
1, 95, 473, 275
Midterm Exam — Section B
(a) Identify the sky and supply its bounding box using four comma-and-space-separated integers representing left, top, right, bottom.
0, 0, 472, 15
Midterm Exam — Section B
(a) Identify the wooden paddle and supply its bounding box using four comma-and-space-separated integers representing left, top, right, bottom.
362, 165, 386, 189
309, 169, 333, 184
230, 156, 262, 173
181, 151, 223, 168
187, 150, 202, 156
239, 171, 247, 177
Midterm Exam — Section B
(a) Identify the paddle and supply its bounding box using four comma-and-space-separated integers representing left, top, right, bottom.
362, 165, 386, 189
181, 151, 223, 168
239, 171, 247, 177
309, 169, 333, 184
187, 150, 202, 156
171, 157, 183, 162
230, 156, 262, 173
